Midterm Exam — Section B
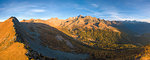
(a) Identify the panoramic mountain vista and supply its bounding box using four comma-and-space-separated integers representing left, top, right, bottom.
0, 0, 150, 60
0, 16, 150, 60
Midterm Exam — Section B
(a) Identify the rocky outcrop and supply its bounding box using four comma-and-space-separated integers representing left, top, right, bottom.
58, 15, 120, 33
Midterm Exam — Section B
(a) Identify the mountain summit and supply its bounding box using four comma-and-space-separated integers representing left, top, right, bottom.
0, 17, 28, 60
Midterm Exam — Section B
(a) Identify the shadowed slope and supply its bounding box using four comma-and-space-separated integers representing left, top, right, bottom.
20, 22, 89, 60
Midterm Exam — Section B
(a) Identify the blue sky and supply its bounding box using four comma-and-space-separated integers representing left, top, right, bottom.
0, 0, 150, 22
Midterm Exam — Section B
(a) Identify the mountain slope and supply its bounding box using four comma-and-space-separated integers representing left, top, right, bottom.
0, 17, 28, 60
20, 22, 89, 60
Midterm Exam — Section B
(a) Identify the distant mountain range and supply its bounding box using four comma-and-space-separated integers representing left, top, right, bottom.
0, 15, 150, 60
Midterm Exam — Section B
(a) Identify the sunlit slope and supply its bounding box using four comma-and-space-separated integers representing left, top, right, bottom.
139, 45, 150, 60
0, 42, 28, 60
0, 17, 28, 60
0, 17, 16, 46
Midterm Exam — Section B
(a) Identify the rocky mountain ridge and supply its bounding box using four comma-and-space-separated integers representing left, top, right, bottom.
0, 17, 89, 60
0, 16, 150, 60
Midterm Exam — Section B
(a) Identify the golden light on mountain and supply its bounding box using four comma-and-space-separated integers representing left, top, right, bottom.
0, 16, 150, 60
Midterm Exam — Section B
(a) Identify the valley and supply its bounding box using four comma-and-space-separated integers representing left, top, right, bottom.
0, 16, 149, 60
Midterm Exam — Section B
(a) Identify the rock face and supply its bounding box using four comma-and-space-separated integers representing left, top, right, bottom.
47, 15, 120, 32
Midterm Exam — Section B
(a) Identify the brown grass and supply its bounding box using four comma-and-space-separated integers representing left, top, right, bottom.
0, 42, 28, 60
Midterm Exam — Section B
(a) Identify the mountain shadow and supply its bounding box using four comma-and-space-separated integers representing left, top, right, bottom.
17, 22, 89, 60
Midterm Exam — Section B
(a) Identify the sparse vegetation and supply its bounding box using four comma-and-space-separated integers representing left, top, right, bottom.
61, 27, 137, 50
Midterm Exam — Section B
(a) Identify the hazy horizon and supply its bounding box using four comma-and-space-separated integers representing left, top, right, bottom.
0, 0, 150, 23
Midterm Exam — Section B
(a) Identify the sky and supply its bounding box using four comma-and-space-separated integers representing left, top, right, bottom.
0, 0, 150, 22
